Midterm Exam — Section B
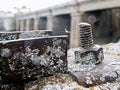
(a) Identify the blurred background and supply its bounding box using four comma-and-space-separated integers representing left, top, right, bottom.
0, 0, 120, 48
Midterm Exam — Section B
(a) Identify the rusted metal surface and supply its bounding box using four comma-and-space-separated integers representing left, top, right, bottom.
0, 30, 52, 41
25, 42, 120, 90
69, 22, 105, 87
0, 36, 67, 88
68, 41, 120, 87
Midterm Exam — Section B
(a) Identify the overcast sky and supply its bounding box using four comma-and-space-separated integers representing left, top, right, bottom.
0, 0, 71, 13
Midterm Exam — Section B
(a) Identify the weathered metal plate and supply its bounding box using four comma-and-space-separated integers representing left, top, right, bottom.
0, 35, 67, 84
0, 30, 52, 41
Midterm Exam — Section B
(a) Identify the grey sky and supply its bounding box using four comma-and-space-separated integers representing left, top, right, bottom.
0, 0, 71, 13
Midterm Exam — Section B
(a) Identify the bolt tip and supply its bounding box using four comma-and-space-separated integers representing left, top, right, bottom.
79, 22, 91, 27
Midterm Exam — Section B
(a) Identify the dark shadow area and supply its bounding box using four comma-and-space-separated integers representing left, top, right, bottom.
53, 14, 71, 35
18, 20, 20, 31
38, 17, 47, 30
23, 19, 26, 31
29, 18, 34, 30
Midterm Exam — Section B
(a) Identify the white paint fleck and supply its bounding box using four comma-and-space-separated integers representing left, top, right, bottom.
1, 48, 11, 57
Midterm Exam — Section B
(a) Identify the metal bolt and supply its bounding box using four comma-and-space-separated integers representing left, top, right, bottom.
79, 23, 94, 49
74, 22, 104, 71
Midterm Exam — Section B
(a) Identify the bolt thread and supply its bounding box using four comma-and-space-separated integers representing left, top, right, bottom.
79, 23, 94, 49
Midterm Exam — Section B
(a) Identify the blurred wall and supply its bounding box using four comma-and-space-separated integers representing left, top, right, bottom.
82, 8, 120, 44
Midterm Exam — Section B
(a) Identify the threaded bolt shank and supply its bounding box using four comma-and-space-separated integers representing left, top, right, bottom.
79, 23, 94, 49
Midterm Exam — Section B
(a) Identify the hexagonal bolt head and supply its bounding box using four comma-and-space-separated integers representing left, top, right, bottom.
75, 45, 104, 65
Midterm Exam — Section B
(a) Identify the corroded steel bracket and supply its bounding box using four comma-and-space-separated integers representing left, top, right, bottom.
0, 35, 67, 87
